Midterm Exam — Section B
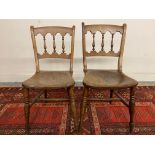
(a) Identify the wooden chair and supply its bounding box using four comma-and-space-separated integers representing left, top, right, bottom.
79, 23, 138, 134
22, 26, 77, 134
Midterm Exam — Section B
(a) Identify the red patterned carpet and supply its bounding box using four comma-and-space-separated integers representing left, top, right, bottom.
0, 86, 155, 135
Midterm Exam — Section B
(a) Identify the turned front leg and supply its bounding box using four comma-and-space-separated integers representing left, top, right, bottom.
68, 86, 77, 133
24, 88, 30, 134
79, 86, 88, 134
129, 87, 136, 133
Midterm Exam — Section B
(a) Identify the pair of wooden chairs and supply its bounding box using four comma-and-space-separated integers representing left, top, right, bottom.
22, 23, 138, 134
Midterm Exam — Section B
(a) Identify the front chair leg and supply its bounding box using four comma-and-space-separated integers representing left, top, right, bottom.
68, 86, 77, 133
79, 86, 88, 134
24, 88, 30, 134
129, 87, 136, 133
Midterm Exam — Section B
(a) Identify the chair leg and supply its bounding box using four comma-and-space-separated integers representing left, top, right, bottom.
79, 86, 88, 134
129, 87, 136, 133
110, 89, 113, 104
44, 89, 47, 103
44, 89, 47, 98
68, 86, 77, 133
24, 88, 30, 134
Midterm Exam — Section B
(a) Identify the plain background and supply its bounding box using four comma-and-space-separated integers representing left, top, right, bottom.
0, 19, 155, 82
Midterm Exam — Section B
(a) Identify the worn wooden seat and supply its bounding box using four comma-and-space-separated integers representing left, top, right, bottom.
83, 70, 138, 88
23, 71, 74, 88
79, 23, 138, 134
22, 25, 77, 134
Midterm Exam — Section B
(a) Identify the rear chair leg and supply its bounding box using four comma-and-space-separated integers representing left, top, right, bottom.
24, 88, 30, 134
79, 86, 88, 134
68, 86, 77, 133
44, 89, 47, 103
110, 89, 113, 104
44, 89, 47, 98
129, 87, 136, 133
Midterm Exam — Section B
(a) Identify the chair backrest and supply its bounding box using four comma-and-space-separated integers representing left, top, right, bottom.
30, 26, 75, 74
82, 22, 127, 72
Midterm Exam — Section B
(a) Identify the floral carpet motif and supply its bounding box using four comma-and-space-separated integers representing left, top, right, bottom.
0, 86, 155, 135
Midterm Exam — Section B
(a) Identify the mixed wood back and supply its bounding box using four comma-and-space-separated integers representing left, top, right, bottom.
30, 26, 75, 73
82, 23, 127, 72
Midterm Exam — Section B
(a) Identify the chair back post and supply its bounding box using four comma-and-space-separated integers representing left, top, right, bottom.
30, 26, 40, 72
70, 25, 75, 75
118, 24, 127, 72
82, 22, 87, 73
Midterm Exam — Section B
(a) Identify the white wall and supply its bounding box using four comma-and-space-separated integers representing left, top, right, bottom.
0, 19, 155, 82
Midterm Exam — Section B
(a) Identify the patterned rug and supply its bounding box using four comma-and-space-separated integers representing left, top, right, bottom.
0, 86, 155, 135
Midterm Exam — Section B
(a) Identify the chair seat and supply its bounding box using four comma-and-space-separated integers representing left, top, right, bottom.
22, 71, 74, 88
83, 70, 138, 88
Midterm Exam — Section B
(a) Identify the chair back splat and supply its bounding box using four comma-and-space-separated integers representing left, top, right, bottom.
82, 22, 127, 72
30, 26, 75, 74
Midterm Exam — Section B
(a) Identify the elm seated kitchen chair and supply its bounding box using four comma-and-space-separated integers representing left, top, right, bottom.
79, 23, 138, 134
22, 26, 77, 134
